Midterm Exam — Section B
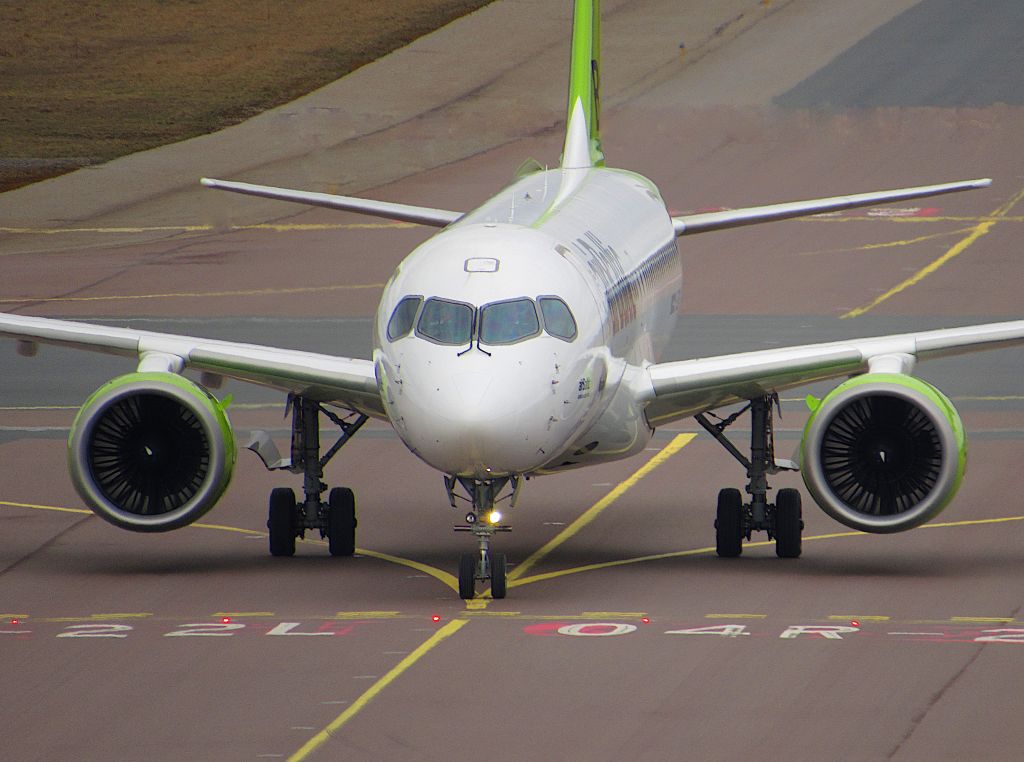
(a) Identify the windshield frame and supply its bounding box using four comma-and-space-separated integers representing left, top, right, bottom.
414, 296, 476, 347
477, 297, 543, 347
385, 295, 423, 341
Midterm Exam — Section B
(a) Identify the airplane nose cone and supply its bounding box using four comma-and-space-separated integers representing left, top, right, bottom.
395, 358, 562, 478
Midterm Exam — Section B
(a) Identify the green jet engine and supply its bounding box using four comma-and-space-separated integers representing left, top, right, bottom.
800, 373, 966, 533
67, 372, 236, 532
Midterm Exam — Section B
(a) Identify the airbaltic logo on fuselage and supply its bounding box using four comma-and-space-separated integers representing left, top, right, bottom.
572, 231, 636, 335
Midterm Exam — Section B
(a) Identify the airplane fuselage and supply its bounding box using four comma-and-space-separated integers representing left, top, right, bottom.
374, 166, 680, 479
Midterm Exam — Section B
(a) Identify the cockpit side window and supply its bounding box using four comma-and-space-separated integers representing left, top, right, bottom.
479, 298, 541, 345
416, 297, 474, 345
538, 296, 577, 341
386, 296, 422, 341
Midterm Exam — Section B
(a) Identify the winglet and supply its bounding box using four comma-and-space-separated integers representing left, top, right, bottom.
562, 0, 604, 168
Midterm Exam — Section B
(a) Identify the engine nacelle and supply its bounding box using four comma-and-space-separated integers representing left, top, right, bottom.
800, 373, 966, 533
67, 373, 236, 532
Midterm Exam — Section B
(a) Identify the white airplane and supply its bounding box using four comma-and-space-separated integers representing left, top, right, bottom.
2, 0, 1023, 600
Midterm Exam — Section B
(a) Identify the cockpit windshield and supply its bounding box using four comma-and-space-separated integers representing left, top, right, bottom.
416, 297, 474, 345
479, 298, 540, 345
386, 296, 422, 340
387, 294, 577, 346
538, 296, 577, 341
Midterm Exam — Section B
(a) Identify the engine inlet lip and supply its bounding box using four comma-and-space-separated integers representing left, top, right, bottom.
68, 378, 231, 532
802, 381, 960, 534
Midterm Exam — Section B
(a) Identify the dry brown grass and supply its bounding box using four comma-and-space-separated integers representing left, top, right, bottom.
0, 0, 491, 190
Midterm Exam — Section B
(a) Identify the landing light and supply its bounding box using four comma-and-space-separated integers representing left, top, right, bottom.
465, 512, 477, 524
488, 511, 502, 525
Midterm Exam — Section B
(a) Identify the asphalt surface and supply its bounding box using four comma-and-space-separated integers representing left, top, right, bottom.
2, 1, 1024, 760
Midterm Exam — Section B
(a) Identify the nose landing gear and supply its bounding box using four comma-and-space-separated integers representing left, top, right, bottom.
448, 476, 518, 599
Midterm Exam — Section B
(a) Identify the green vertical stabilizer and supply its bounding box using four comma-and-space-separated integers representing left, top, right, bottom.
564, 0, 604, 167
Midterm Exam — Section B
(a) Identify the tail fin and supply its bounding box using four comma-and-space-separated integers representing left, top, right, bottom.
562, 0, 604, 168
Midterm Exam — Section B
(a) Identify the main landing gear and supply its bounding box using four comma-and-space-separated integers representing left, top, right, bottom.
248, 396, 367, 557
447, 476, 520, 599
695, 394, 804, 559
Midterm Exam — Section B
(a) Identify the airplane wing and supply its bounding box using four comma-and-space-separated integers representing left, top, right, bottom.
0, 313, 385, 419
200, 178, 462, 228
642, 320, 1024, 426
671, 178, 990, 236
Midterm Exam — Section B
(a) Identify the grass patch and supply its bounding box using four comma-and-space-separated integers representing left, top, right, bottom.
0, 0, 492, 191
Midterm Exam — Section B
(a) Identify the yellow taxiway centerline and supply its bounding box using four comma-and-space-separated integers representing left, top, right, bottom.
842, 184, 1024, 318
506, 433, 696, 586
287, 618, 468, 762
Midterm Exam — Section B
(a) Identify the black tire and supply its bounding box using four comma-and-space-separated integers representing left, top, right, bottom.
458, 553, 476, 600
490, 553, 507, 600
775, 488, 803, 559
715, 488, 744, 558
327, 487, 357, 556
268, 488, 297, 557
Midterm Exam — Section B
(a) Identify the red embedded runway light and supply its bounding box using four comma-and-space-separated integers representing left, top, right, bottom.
10, 618, 19, 626
851, 620, 860, 628
641, 617, 651, 625
221, 617, 232, 624
431, 614, 442, 623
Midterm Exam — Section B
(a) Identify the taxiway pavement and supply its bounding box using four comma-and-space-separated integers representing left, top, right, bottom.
2, 1, 1023, 759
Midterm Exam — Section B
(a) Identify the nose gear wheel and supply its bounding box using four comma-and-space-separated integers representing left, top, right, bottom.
450, 477, 516, 599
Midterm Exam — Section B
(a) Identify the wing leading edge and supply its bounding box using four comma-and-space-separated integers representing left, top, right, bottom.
0, 313, 384, 419
671, 178, 991, 236
642, 320, 1024, 426
200, 178, 461, 228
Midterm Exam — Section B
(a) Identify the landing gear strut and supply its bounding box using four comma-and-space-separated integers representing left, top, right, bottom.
448, 476, 518, 599
697, 394, 803, 558
248, 396, 366, 556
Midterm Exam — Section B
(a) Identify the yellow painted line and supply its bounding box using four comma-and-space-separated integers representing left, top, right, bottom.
827, 615, 890, 621
705, 614, 767, 619
508, 433, 696, 584
288, 618, 468, 761
0, 499, 458, 595
212, 612, 275, 618
191, 522, 264, 536
513, 517, 1024, 588
0, 222, 414, 235
580, 611, 647, 618
463, 610, 522, 617
950, 616, 1015, 624
463, 598, 490, 611
842, 184, 1024, 318
805, 215, 1024, 224
800, 226, 973, 257
921, 515, 1024, 529
0, 282, 384, 304
0, 500, 90, 515
43, 613, 152, 622
511, 545, 717, 587
356, 548, 459, 594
